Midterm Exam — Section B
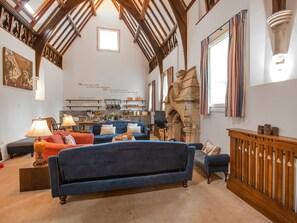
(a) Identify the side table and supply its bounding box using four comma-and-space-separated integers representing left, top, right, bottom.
19, 165, 50, 192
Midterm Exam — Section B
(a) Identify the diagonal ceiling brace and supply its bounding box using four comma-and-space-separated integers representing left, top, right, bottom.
115, 0, 164, 73
56, 0, 66, 9
89, 0, 97, 16
67, 15, 82, 37
134, 0, 150, 43
33, 0, 86, 76
167, 0, 187, 70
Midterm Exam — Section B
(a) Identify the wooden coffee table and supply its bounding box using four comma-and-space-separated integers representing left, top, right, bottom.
19, 164, 50, 192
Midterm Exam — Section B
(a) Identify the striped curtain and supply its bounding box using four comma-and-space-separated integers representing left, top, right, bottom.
200, 38, 209, 115
225, 10, 247, 117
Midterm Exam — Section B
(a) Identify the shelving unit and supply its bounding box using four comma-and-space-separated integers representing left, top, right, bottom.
65, 99, 103, 110
123, 100, 146, 109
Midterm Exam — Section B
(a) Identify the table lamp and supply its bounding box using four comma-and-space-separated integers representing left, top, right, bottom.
26, 119, 53, 166
61, 114, 76, 131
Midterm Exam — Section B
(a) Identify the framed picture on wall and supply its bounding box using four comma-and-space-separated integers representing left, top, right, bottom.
205, 0, 220, 12
2, 47, 33, 91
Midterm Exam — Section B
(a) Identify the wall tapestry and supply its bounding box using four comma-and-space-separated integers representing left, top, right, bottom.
2, 47, 33, 90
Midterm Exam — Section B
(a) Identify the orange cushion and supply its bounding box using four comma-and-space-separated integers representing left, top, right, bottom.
45, 134, 64, 144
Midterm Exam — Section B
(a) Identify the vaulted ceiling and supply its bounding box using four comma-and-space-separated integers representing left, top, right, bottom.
0, 0, 195, 76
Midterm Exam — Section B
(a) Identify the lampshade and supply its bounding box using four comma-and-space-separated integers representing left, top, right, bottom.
61, 115, 76, 127
26, 119, 53, 138
26, 119, 53, 166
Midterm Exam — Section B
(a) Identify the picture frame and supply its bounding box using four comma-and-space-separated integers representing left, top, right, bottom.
2, 47, 33, 91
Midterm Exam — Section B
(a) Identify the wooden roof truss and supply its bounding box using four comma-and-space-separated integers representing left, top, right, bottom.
0, 0, 195, 75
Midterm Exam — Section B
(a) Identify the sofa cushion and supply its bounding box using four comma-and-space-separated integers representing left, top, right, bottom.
64, 135, 76, 145
202, 140, 220, 155
128, 123, 138, 126
58, 141, 189, 182
127, 126, 141, 134
45, 134, 65, 144
100, 126, 116, 135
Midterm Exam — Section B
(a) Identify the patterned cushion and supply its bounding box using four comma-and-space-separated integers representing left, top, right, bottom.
64, 135, 76, 145
202, 140, 220, 155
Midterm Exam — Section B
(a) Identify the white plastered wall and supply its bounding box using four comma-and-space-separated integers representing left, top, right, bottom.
62, 0, 148, 104
0, 29, 63, 160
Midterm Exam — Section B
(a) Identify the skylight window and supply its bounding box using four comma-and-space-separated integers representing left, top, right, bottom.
24, 3, 34, 15
97, 28, 120, 52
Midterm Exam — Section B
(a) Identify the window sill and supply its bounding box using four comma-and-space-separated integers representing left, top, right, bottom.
210, 105, 225, 113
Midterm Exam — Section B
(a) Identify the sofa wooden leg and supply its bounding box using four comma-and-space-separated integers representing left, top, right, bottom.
10, 154, 13, 159
30, 152, 34, 157
182, 181, 188, 188
59, 196, 67, 205
224, 172, 228, 182
207, 174, 211, 184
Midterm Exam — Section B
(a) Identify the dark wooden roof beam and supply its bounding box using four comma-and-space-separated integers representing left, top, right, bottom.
134, 25, 141, 43
147, 4, 167, 37
135, 0, 163, 44
272, 0, 286, 13
119, 5, 124, 19
159, 0, 175, 26
56, 0, 66, 9
67, 15, 81, 37
168, 0, 187, 69
115, 0, 163, 73
151, 0, 170, 32
30, 0, 55, 28
89, 0, 97, 16
140, 0, 150, 20
13, 0, 35, 21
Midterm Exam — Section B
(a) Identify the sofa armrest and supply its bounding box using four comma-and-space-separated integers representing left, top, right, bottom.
205, 154, 230, 167
185, 145, 196, 179
70, 132, 94, 144
188, 143, 204, 150
48, 156, 61, 198
144, 127, 150, 136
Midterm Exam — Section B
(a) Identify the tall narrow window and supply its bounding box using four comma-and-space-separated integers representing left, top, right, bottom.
160, 67, 173, 111
208, 30, 229, 111
148, 80, 156, 112
97, 27, 120, 52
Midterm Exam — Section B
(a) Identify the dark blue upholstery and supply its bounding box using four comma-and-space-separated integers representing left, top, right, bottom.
48, 141, 195, 203
191, 143, 230, 184
90, 121, 150, 144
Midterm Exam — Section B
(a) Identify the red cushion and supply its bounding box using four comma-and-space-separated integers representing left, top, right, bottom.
45, 134, 64, 144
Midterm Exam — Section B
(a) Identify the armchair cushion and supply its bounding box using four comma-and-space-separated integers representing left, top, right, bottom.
64, 135, 76, 145
46, 134, 64, 144
201, 140, 220, 155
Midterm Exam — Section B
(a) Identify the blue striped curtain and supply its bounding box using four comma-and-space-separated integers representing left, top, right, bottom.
225, 10, 247, 117
200, 38, 209, 115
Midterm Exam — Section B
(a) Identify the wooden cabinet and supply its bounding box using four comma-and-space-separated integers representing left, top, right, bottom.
65, 99, 103, 110
19, 165, 50, 192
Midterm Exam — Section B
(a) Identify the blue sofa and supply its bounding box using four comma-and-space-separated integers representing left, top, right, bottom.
90, 121, 150, 144
191, 143, 230, 184
48, 140, 195, 204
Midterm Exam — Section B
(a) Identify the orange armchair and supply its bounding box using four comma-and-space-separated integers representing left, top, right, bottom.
41, 131, 94, 161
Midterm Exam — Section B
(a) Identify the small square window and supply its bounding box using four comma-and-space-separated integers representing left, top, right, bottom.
97, 27, 120, 52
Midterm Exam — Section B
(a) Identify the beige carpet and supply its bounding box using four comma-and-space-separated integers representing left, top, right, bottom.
0, 154, 271, 223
